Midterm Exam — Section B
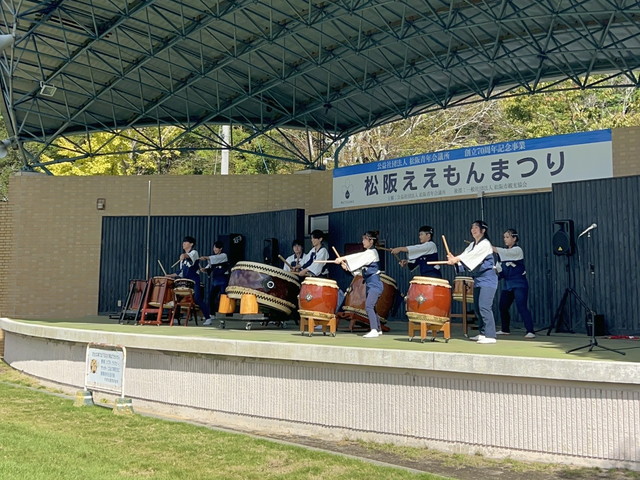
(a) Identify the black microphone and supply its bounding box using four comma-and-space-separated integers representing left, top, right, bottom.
578, 223, 597, 238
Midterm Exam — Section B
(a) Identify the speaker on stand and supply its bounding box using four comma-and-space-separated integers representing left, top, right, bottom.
552, 219, 575, 257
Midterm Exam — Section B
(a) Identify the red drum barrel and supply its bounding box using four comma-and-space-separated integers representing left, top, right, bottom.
147, 276, 175, 308
452, 276, 474, 303
406, 276, 452, 325
226, 261, 301, 315
342, 273, 397, 323
298, 278, 339, 319
173, 278, 195, 297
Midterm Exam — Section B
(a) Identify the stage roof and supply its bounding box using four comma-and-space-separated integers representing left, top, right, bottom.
1, 1, 640, 169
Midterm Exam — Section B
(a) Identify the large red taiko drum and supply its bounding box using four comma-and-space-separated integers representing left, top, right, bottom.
406, 276, 451, 325
298, 277, 339, 318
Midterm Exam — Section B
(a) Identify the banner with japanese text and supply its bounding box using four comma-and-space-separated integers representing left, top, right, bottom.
332, 130, 613, 208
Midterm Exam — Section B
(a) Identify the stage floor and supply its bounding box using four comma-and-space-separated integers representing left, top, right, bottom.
7, 315, 639, 363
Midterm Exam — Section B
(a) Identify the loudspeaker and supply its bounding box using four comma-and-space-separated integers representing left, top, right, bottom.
220, 233, 244, 266
552, 220, 575, 256
263, 238, 279, 265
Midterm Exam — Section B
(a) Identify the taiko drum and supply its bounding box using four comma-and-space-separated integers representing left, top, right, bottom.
147, 276, 175, 307
406, 276, 451, 325
343, 273, 397, 323
452, 276, 474, 303
298, 278, 339, 317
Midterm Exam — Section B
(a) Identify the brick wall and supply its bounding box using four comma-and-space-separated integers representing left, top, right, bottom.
0, 201, 11, 318
612, 126, 640, 177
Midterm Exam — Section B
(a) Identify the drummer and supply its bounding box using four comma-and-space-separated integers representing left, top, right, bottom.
298, 229, 329, 278
446, 220, 498, 344
168, 235, 212, 325
283, 239, 305, 273
199, 240, 229, 326
332, 230, 383, 338
390, 225, 442, 278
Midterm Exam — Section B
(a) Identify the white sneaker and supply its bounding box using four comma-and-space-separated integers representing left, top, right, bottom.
496, 330, 510, 335
203, 318, 213, 326
378, 330, 383, 336
469, 334, 485, 341
363, 330, 380, 338
524, 332, 536, 339
477, 337, 497, 344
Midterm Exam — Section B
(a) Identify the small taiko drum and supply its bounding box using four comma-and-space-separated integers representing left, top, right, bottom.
298, 278, 339, 319
452, 276, 474, 303
343, 273, 397, 323
406, 276, 452, 325
173, 278, 195, 296
226, 261, 301, 315
147, 276, 174, 308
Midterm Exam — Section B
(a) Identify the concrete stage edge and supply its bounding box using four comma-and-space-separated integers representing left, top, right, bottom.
1, 318, 638, 470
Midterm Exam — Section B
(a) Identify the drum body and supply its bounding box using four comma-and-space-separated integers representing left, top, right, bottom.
406, 276, 451, 325
147, 277, 174, 307
453, 276, 474, 303
173, 278, 195, 296
298, 278, 339, 318
342, 273, 397, 322
226, 261, 301, 315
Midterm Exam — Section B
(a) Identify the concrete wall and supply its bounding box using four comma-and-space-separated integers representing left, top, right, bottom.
2, 318, 638, 470
2, 126, 640, 318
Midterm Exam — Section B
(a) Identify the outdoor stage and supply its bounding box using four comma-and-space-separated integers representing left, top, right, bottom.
1, 316, 638, 470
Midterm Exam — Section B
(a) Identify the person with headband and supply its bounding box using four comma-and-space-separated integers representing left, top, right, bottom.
283, 239, 305, 273
493, 229, 536, 338
169, 235, 211, 324
332, 230, 384, 338
199, 240, 229, 326
298, 230, 329, 277
446, 220, 498, 344
390, 225, 442, 278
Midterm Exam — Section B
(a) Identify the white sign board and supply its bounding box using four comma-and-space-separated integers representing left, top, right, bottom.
333, 130, 613, 208
85, 344, 126, 396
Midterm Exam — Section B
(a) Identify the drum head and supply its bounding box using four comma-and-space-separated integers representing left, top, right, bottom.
302, 278, 338, 288
411, 276, 451, 288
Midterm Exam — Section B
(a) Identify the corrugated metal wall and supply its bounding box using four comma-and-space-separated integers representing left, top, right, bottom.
99, 209, 304, 314
98, 177, 638, 335
325, 192, 554, 332
553, 176, 640, 335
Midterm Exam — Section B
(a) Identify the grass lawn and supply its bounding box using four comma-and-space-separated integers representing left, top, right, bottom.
0, 363, 446, 480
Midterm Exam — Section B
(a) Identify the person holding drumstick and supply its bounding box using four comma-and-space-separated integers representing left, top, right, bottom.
199, 240, 229, 326
332, 230, 384, 338
390, 225, 442, 278
169, 236, 211, 324
283, 239, 305, 273
446, 220, 498, 344
493, 229, 536, 338
298, 230, 329, 278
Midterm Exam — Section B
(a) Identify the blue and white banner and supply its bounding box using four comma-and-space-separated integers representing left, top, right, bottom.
333, 130, 613, 208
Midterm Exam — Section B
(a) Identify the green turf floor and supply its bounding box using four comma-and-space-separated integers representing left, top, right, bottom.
7, 316, 639, 363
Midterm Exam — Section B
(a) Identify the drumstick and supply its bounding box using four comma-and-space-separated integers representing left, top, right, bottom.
427, 260, 450, 265
332, 246, 347, 265
464, 239, 472, 244
441, 235, 452, 256
278, 254, 292, 269
157, 259, 168, 276
170, 258, 180, 268
376, 245, 403, 263
313, 259, 335, 263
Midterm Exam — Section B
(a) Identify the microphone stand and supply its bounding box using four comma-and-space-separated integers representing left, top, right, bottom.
566, 229, 624, 355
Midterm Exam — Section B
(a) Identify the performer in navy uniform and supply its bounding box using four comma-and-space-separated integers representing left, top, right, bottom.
298, 229, 329, 278
169, 236, 210, 324
332, 230, 383, 338
199, 240, 229, 326
446, 220, 498, 344
493, 229, 535, 338
283, 239, 304, 273
390, 225, 442, 278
